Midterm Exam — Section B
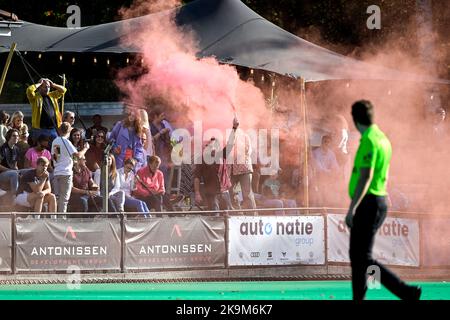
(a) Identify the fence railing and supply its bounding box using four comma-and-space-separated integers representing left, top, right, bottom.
0, 208, 448, 275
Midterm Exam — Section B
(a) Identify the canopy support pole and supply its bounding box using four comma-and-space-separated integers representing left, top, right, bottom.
61, 74, 66, 114
299, 77, 309, 208
0, 42, 16, 96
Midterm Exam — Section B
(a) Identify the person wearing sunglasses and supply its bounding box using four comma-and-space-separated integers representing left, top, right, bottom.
85, 131, 106, 172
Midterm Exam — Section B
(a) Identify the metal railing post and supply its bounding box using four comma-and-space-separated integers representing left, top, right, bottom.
101, 153, 109, 213
120, 212, 125, 273
11, 212, 16, 274
223, 210, 229, 269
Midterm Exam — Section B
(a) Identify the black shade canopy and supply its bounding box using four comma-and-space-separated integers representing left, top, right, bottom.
1, 0, 448, 83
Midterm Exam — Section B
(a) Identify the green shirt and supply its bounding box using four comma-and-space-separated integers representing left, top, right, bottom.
349, 124, 391, 198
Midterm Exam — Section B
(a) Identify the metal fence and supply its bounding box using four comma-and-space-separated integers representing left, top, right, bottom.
0, 208, 449, 276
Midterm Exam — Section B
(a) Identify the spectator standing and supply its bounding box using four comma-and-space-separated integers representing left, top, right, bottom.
51, 122, 89, 213
230, 128, 257, 211
26, 78, 66, 145
194, 119, 239, 211
149, 108, 173, 185
110, 107, 145, 170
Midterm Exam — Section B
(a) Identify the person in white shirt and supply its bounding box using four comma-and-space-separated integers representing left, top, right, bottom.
51, 122, 89, 213
117, 158, 150, 216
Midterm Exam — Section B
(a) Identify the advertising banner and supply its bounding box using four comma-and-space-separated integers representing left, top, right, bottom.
327, 214, 419, 267
228, 216, 325, 266
421, 218, 450, 267
124, 216, 225, 270
15, 218, 121, 272
0, 218, 11, 272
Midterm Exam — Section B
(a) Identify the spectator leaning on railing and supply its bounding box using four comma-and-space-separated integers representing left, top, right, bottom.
26, 78, 66, 146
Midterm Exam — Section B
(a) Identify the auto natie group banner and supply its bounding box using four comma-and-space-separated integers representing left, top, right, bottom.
327, 214, 420, 267
15, 218, 121, 272
228, 216, 325, 266
124, 216, 226, 270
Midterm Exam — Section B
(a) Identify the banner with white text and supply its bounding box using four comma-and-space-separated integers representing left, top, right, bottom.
124, 217, 225, 270
15, 218, 121, 272
327, 214, 419, 266
228, 216, 325, 266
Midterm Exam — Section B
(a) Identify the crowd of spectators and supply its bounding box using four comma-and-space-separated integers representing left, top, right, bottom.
0, 77, 361, 217
0, 78, 245, 216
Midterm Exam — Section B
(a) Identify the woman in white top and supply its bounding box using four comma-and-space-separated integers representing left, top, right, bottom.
93, 154, 125, 212
117, 157, 150, 216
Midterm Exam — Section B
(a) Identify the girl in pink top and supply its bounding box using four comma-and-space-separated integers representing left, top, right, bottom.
24, 134, 52, 170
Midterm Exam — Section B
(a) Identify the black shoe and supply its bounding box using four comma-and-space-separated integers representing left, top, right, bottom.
406, 285, 422, 300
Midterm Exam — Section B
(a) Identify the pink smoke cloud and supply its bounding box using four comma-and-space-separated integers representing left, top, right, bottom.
116, 0, 268, 134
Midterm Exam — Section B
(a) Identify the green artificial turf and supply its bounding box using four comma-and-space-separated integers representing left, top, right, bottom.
0, 281, 448, 300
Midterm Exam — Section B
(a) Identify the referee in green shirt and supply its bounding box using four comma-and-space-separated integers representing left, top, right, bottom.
346, 100, 421, 300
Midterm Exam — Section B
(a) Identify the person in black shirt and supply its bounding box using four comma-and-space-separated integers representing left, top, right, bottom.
26, 78, 66, 146
0, 129, 20, 204
86, 114, 108, 140
16, 156, 56, 213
